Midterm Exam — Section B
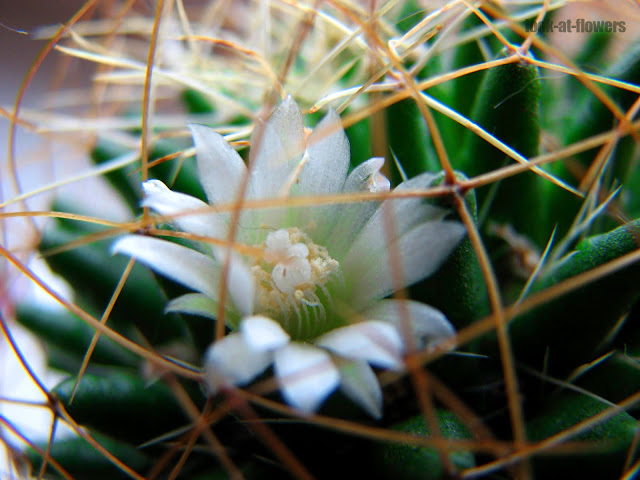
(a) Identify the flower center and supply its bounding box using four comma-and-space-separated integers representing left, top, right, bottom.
251, 228, 341, 340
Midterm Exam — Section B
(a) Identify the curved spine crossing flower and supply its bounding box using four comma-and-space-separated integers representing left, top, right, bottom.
113, 96, 465, 418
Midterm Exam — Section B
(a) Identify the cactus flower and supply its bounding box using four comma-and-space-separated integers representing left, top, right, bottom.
113, 96, 465, 417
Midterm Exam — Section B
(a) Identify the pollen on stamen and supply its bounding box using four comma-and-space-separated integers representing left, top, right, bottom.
250, 227, 340, 340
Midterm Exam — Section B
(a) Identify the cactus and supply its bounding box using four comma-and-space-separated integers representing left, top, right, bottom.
2, 2, 640, 479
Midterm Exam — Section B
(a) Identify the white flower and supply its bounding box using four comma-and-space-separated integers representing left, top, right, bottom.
112, 96, 465, 418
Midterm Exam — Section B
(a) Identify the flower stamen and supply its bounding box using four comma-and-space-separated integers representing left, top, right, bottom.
251, 227, 340, 340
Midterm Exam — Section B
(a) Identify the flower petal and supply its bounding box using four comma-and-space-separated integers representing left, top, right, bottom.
334, 357, 383, 419
142, 179, 227, 238
362, 299, 456, 352
189, 124, 247, 207
343, 157, 390, 194
247, 120, 290, 200
295, 109, 350, 196
343, 172, 446, 265
204, 334, 272, 392
347, 220, 467, 308
165, 293, 218, 319
274, 343, 340, 414
112, 235, 221, 300
240, 315, 290, 353
266, 95, 305, 164
315, 321, 404, 370
164, 293, 243, 329
329, 157, 390, 256
211, 248, 255, 317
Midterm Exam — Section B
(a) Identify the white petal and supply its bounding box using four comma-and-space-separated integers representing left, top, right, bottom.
295, 109, 350, 196
141, 179, 227, 238
342, 172, 446, 265
204, 334, 272, 392
274, 343, 340, 413
329, 157, 390, 257
244, 96, 305, 203
112, 235, 221, 300
362, 300, 456, 352
342, 157, 390, 194
189, 124, 247, 207
248, 120, 291, 200
211, 248, 255, 317
142, 178, 172, 196
267, 95, 306, 164
240, 315, 290, 353
315, 321, 404, 370
347, 220, 466, 307
335, 357, 383, 419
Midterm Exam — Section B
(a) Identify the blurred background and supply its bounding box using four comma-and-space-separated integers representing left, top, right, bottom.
0, 2, 129, 474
